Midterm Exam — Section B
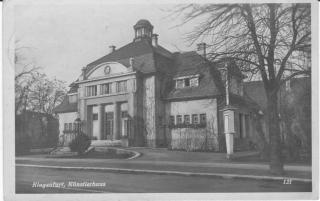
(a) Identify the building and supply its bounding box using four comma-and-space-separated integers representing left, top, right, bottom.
54, 19, 259, 154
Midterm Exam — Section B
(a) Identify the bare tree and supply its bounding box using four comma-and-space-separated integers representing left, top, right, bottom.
14, 41, 41, 115
174, 3, 311, 174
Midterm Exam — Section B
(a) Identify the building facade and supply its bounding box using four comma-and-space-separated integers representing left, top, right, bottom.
54, 19, 257, 152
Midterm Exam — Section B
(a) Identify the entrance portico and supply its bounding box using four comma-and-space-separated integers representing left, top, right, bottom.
85, 95, 134, 142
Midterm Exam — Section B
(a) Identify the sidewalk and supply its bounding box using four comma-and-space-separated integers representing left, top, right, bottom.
16, 147, 312, 182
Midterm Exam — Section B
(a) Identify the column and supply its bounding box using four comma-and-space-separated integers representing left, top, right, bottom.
241, 114, 246, 138
113, 102, 120, 140
86, 105, 93, 137
98, 104, 104, 140
223, 108, 236, 159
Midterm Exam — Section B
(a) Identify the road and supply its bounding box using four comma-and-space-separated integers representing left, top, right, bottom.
16, 166, 311, 193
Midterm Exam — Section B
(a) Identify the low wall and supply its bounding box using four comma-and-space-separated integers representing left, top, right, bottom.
170, 128, 219, 151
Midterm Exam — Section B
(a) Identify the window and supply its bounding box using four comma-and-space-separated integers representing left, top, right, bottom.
176, 115, 182, 125
92, 113, 98, 120
184, 115, 190, 124
86, 85, 97, 97
184, 78, 190, 87
200, 114, 206, 125
117, 80, 127, 93
192, 114, 199, 124
121, 111, 128, 118
175, 77, 199, 89
64, 123, 68, 131
73, 123, 77, 131
190, 78, 199, 87
69, 123, 73, 131
101, 83, 112, 95
169, 116, 175, 126
176, 79, 184, 89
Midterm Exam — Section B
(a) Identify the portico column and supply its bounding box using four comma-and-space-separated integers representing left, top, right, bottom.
98, 104, 104, 140
113, 102, 120, 140
86, 105, 93, 137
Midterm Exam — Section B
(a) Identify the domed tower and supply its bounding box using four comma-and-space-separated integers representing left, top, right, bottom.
133, 19, 153, 42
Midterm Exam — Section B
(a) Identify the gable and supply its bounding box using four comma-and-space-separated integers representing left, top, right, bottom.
87, 62, 131, 79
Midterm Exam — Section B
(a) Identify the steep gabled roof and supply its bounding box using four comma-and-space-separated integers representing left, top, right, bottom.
53, 96, 77, 113
165, 52, 224, 101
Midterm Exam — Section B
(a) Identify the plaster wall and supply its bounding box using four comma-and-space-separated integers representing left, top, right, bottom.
166, 98, 219, 151
142, 75, 156, 147
57, 112, 78, 137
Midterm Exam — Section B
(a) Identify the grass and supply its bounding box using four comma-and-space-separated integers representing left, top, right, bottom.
51, 149, 134, 159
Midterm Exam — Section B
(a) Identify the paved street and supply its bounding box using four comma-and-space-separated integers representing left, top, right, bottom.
16, 166, 311, 193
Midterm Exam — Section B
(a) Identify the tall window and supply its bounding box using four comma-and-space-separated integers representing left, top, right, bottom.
69, 123, 73, 131
184, 78, 190, 87
86, 85, 97, 97
117, 80, 127, 93
200, 114, 206, 125
184, 115, 190, 124
121, 111, 128, 118
101, 83, 112, 95
176, 115, 182, 125
192, 114, 199, 124
169, 116, 175, 126
64, 123, 68, 131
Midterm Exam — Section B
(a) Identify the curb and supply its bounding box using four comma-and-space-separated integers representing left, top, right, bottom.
92, 146, 141, 160
16, 163, 311, 183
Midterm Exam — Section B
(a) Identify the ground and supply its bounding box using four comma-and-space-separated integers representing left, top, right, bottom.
15, 147, 312, 193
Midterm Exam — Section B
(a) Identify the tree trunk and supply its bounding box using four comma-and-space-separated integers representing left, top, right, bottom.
267, 90, 284, 175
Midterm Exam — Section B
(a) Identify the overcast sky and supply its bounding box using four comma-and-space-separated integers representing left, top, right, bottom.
14, 3, 204, 86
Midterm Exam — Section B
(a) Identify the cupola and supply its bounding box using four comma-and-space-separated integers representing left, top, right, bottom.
133, 19, 153, 42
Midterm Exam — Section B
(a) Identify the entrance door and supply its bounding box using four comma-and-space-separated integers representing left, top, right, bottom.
105, 112, 114, 140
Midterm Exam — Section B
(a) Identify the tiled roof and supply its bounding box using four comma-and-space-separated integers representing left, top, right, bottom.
68, 82, 78, 93
86, 39, 173, 74
53, 96, 77, 113
165, 52, 224, 101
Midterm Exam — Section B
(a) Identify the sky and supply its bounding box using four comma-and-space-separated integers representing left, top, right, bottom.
14, 3, 204, 86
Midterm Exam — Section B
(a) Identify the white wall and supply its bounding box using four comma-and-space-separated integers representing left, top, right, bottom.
57, 112, 78, 137
143, 76, 156, 147
166, 98, 219, 151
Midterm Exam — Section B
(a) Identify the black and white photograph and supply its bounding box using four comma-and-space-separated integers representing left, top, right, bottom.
2, 0, 319, 200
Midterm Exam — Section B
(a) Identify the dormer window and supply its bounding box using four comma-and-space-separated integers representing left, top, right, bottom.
176, 79, 184, 89
190, 77, 199, 87
174, 74, 200, 89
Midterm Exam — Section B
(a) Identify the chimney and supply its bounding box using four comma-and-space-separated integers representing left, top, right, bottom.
196, 43, 206, 58
81, 66, 87, 80
109, 45, 116, 53
128, 57, 134, 72
152, 34, 158, 47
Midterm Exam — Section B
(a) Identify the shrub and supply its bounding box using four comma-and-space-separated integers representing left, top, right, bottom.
69, 133, 91, 155
15, 135, 32, 155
